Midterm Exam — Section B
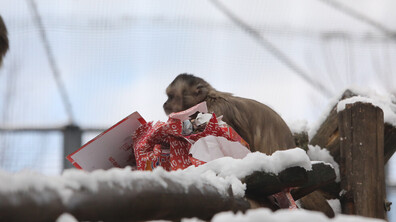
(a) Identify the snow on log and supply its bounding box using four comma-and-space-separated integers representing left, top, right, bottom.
0, 148, 336, 221
0, 167, 249, 222
243, 166, 307, 199
338, 102, 386, 219
310, 89, 396, 164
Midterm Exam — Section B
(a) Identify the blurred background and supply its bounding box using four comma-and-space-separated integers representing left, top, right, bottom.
0, 0, 395, 219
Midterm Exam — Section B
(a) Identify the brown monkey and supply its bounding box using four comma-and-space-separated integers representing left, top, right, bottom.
164, 74, 335, 217
163, 73, 295, 154
0, 15, 9, 66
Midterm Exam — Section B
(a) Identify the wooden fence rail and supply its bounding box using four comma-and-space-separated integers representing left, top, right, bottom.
0, 162, 334, 222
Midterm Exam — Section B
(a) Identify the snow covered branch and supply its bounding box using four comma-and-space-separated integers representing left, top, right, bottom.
0, 148, 338, 221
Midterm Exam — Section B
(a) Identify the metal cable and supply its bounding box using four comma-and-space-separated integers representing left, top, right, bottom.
317, 0, 396, 39
26, 0, 75, 124
209, 0, 333, 98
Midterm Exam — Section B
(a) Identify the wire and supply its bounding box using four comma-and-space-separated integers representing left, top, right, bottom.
26, 0, 75, 124
209, 0, 333, 98
317, 0, 396, 39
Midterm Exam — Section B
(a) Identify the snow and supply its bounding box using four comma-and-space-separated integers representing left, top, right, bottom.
56, 213, 78, 222
337, 95, 396, 127
0, 166, 245, 204
337, 96, 381, 112
309, 87, 396, 139
0, 148, 311, 205
0, 147, 388, 222
211, 208, 385, 222
308, 93, 341, 140
186, 148, 312, 180
288, 119, 309, 134
307, 145, 340, 182
327, 199, 342, 215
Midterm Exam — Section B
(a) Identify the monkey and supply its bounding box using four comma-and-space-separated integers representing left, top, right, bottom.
163, 73, 335, 218
163, 73, 295, 154
0, 15, 9, 66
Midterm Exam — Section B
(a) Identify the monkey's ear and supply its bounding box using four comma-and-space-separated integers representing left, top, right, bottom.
195, 84, 208, 97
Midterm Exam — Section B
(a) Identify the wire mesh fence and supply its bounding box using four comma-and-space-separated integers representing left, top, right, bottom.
0, 0, 396, 218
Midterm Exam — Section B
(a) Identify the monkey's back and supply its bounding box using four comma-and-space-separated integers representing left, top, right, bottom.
206, 92, 295, 154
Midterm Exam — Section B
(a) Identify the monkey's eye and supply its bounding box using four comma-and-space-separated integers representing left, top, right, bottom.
168, 94, 174, 99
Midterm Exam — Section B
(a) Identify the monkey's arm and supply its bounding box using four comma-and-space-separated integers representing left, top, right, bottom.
205, 95, 253, 149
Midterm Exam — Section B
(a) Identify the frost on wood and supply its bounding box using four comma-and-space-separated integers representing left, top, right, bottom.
307, 145, 340, 182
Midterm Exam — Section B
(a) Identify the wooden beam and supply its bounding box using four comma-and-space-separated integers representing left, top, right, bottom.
293, 131, 309, 151
384, 123, 396, 163
309, 90, 356, 164
0, 163, 336, 222
338, 102, 386, 219
291, 162, 336, 200
243, 166, 307, 200
309, 89, 396, 165
0, 173, 250, 222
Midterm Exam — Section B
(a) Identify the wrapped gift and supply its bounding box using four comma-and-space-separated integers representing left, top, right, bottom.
132, 102, 250, 171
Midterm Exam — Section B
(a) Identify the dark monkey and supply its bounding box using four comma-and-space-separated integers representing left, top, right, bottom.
0, 16, 9, 66
164, 74, 335, 217
163, 73, 295, 154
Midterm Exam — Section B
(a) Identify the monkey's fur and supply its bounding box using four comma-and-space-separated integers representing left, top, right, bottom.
164, 74, 295, 154
0, 16, 8, 66
164, 74, 335, 217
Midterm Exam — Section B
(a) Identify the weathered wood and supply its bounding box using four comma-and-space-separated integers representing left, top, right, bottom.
310, 90, 396, 165
244, 162, 336, 202
338, 102, 385, 219
309, 90, 356, 164
68, 178, 250, 222
384, 123, 396, 163
299, 191, 335, 218
243, 166, 307, 200
309, 90, 396, 200
2, 163, 337, 222
293, 131, 309, 151
291, 162, 336, 200
0, 174, 250, 222
309, 105, 341, 163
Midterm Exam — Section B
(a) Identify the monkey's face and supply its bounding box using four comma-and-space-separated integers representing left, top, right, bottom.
163, 74, 209, 115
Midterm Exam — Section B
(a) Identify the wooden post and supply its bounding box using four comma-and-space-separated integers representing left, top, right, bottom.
338, 102, 385, 219
63, 125, 82, 169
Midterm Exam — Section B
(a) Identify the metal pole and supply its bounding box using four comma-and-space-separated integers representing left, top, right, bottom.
63, 125, 82, 170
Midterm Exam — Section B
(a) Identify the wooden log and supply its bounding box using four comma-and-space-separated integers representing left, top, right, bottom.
309, 90, 396, 199
0, 189, 64, 222
293, 131, 309, 151
67, 177, 250, 222
0, 164, 338, 221
309, 90, 356, 164
291, 162, 336, 200
243, 166, 307, 200
310, 89, 396, 165
384, 123, 396, 163
0, 173, 250, 222
338, 102, 385, 219
244, 162, 336, 202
